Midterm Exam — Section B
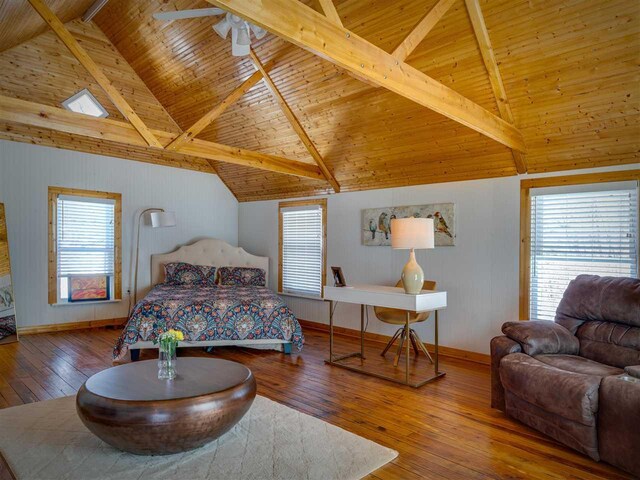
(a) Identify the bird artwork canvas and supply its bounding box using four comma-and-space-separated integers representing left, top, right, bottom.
362, 203, 456, 246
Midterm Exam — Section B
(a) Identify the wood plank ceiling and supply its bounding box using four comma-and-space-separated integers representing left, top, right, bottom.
0, 18, 214, 173
0, 0, 95, 52
0, 0, 638, 201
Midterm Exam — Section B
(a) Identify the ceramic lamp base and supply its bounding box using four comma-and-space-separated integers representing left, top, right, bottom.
401, 249, 424, 294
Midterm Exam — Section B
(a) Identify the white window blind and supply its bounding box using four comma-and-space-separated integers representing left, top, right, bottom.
530, 183, 639, 321
281, 205, 324, 297
57, 195, 115, 278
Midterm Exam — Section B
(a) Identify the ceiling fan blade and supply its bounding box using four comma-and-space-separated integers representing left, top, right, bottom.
153, 8, 225, 22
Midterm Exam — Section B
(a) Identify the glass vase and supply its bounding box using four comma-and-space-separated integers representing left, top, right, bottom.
158, 342, 177, 380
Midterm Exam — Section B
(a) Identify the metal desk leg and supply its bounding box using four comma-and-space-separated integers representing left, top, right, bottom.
329, 300, 334, 362
325, 300, 444, 388
435, 309, 439, 374
360, 304, 365, 363
405, 311, 410, 384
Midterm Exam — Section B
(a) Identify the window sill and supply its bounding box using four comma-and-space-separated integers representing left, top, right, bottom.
50, 299, 122, 307
279, 292, 324, 301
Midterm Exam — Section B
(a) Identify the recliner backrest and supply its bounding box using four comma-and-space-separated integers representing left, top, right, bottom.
555, 275, 640, 368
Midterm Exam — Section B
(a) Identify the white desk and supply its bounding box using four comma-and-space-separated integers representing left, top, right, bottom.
324, 284, 448, 388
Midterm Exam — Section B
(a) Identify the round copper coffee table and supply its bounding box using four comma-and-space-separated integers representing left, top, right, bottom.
76, 357, 256, 455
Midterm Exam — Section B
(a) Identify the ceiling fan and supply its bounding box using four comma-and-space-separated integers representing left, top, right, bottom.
153, 8, 267, 57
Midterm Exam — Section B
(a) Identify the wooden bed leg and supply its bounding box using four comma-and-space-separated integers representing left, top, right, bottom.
283, 343, 292, 355
130, 349, 140, 362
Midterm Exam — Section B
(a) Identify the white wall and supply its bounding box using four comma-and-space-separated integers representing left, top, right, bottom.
0, 140, 238, 328
239, 164, 639, 355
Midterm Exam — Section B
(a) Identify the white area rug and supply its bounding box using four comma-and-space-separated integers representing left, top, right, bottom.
0, 395, 397, 480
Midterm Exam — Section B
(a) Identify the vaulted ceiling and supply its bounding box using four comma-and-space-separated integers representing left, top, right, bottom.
0, 0, 638, 201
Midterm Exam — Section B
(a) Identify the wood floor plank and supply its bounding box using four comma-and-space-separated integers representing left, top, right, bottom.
0, 327, 632, 479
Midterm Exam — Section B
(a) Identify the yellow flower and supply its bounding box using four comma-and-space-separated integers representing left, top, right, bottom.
162, 329, 184, 342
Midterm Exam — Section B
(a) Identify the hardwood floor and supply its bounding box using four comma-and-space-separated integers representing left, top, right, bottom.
0, 327, 632, 480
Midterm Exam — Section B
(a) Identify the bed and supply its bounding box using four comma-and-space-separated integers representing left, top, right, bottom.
113, 239, 304, 362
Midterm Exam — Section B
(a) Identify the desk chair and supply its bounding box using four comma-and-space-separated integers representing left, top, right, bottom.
374, 280, 436, 367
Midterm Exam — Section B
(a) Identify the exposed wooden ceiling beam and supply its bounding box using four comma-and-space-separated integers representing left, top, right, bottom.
318, 0, 343, 26
465, 0, 527, 173
26, 0, 163, 148
316, 0, 381, 88
509, 151, 527, 174
181, 139, 325, 180
249, 48, 341, 192
392, 0, 457, 62
0, 123, 216, 174
207, 0, 527, 153
0, 95, 325, 180
167, 69, 265, 151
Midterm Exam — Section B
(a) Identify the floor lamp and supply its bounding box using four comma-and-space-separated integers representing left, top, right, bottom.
132, 208, 176, 310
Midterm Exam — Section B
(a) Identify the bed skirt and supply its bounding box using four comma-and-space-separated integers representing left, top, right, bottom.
120, 338, 290, 362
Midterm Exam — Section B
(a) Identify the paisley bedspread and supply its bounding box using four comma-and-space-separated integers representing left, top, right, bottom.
113, 284, 304, 361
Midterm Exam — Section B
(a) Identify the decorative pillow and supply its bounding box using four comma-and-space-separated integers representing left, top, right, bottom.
164, 262, 217, 286
218, 267, 266, 287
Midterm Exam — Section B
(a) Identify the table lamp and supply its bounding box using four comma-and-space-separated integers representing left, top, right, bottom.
391, 217, 434, 294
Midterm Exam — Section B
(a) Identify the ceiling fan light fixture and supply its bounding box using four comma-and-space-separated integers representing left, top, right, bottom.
236, 25, 251, 46
231, 27, 251, 56
213, 18, 231, 39
154, 7, 267, 57
228, 14, 246, 28
250, 24, 267, 40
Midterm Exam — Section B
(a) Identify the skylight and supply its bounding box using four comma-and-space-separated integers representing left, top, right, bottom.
61, 89, 109, 118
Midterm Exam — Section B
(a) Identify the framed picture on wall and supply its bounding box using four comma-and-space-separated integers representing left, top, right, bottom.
362, 203, 456, 246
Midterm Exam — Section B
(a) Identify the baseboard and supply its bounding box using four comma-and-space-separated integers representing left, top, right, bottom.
18, 318, 127, 335
298, 319, 490, 365
17, 317, 489, 364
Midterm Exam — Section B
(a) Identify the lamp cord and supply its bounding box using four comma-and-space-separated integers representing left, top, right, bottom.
365, 305, 369, 333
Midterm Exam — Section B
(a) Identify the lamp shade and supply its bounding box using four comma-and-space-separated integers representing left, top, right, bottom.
150, 211, 176, 228
391, 217, 434, 249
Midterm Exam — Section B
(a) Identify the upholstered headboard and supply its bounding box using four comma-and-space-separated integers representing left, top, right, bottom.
151, 238, 269, 287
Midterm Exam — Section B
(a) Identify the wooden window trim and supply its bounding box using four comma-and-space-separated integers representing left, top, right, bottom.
519, 169, 640, 320
278, 198, 327, 298
48, 186, 122, 305
0, 203, 11, 279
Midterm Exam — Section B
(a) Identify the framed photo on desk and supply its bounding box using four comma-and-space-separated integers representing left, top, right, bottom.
331, 266, 346, 287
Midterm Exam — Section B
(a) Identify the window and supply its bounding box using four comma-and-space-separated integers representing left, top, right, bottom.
278, 199, 327, 298
48, 187, 121, 304
520, 171, 639, 320
61, 89, 109, 118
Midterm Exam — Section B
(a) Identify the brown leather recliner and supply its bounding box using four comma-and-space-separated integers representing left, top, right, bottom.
491, 275, 640, 476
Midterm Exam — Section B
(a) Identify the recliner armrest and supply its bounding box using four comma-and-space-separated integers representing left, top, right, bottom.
625, 365, 640, 379
490, 336, 521, 411
501, 320, 579, 356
